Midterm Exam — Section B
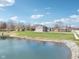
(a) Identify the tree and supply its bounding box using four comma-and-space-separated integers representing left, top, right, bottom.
54, 21, 64, 29
0, 21, 7, 30
53, 21, 64, 31
6, 20, 15, 31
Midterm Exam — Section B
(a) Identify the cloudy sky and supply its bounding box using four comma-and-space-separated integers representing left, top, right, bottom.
0, 0, 79, 27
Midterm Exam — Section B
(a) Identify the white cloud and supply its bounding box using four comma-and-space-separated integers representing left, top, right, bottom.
70, 15, 79, 18
77, 9, 79, 12
0, 18, 3, 21
40, 22, 52, 25
33, 14, 79, 27
69, 15, 79, 22
0, 0, 15, 7
53, 14, 79, 25
10, 16, 18, 20
31, 15, 44, 19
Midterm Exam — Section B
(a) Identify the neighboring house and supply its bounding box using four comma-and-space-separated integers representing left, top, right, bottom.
52, 26, 72, 32
35, 25, 48, 32
53, 28, 60, 32
71, 27, 79, 30
15, 23, 26, 31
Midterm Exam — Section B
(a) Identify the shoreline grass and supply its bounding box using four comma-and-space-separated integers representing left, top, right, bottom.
15, 31, 79, 46
16, 31, 74, 40
1, 31, 79, 46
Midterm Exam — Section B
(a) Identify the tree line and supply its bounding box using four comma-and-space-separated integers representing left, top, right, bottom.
0, 21, 72, 32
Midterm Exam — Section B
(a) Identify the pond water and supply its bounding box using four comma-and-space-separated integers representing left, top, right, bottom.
0, 38, 71, 59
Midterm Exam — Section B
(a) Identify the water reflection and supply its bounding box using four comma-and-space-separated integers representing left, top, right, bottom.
0, 38, 71, 59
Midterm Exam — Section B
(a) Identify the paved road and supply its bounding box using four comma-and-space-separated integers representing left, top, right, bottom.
72, 30, 79, 39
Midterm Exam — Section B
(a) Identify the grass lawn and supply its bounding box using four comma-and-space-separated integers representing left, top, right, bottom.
16, 31, 74, 40
11, 31, 79, 46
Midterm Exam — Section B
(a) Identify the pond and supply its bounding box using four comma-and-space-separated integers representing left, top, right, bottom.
0, 38, 71, 59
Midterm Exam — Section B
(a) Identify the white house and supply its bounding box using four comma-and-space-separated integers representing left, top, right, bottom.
35, 25, 48, 32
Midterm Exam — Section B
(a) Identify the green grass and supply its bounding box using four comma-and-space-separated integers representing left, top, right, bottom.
15, 31, 79, 46
16, 31, 74, 40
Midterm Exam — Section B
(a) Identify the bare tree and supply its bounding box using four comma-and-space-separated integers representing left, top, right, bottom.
6, 20, 15, 31
54, 21, 64, 28
53, 21, 64, 31
0, 21, 7, 31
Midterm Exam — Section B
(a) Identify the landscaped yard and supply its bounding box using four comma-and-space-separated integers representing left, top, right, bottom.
16, 31, 74, 40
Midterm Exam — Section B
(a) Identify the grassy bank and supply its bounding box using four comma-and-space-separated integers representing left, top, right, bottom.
15, 31, 79, 46
1, 31, 79, 46
16, 31, 74, 40
16, 31, 79, 46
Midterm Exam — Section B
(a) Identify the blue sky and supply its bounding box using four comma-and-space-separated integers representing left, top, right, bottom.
0, 0, 79, 27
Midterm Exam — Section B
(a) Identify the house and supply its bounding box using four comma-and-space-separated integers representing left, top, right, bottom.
71, 27, 79, 30
35, 25, 48, 32
15, 23, 26, 31
52, 26, 72, 32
